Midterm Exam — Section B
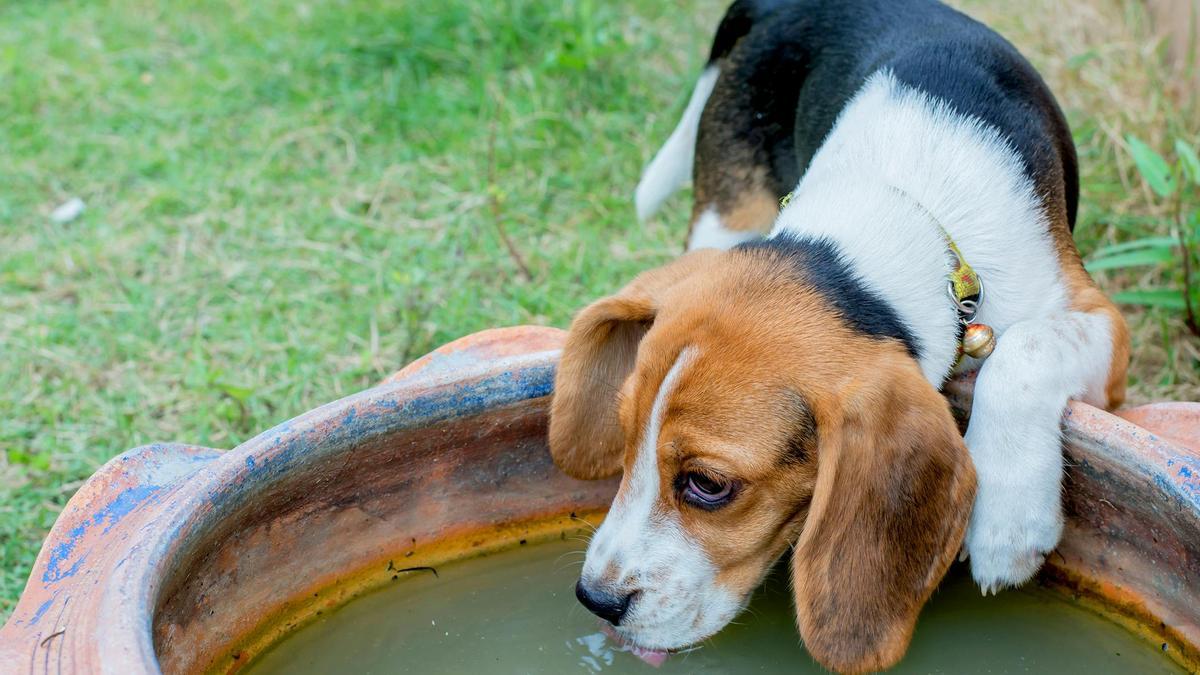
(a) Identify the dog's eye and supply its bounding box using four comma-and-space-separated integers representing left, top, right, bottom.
682, 472, 735, 509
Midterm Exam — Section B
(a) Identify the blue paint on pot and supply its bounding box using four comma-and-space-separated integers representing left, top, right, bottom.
42, 485, 162, 584
28, 598, 53, 626
1155, 474, 1174, 496
94, 485, 161, 533
43, 523, 88, 583
1176, 459, 1200, 509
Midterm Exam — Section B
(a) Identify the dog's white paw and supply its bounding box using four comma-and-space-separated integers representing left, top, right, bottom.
963, 481, 1063, 594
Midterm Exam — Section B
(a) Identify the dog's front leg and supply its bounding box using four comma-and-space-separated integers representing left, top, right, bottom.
961, 311, 1117, 593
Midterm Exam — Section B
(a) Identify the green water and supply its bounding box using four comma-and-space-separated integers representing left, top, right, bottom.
247, 540, 1183, 674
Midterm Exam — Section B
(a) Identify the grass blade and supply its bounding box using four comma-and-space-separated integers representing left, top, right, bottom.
1175, 138, 1200, 186
1084, 246, 1176, 272
1126, 135, 1177, 198
1088, 237, 1178, 258
1111, 289, 1188, 310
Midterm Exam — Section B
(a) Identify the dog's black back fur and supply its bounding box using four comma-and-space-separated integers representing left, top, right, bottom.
737, 234, 922, 358
705, 0, 1078, 229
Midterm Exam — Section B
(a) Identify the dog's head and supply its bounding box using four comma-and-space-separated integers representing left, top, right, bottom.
550, 248, 975, 673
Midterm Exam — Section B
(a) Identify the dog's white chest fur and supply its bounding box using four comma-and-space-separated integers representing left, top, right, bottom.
773, 71, 1070, 385
771, 70, 1117, 592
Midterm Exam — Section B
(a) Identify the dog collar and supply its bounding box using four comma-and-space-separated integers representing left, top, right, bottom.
779, 188, 995, 362
939, 228, 995, 362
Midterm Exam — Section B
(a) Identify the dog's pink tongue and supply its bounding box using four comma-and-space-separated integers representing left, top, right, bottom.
628, 645, 670, 667
600, 622, 669, 667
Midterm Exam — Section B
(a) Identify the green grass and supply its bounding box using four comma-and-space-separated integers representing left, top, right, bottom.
0, 0, 1195, 620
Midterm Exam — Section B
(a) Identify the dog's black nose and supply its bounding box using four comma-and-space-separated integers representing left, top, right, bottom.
575, 579, 632, 626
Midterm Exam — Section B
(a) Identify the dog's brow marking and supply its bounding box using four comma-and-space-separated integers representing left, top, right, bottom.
597, 348, 694, 570
622, 348, 696, 512
581, 347, 740, 648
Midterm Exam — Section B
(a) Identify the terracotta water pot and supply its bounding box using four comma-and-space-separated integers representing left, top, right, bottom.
1, 326, 1197, 673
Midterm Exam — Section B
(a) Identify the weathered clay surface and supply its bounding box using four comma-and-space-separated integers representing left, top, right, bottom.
1049, 401, 1200, 665
1117, 402, 1200, 451
1, 326, 1197, 674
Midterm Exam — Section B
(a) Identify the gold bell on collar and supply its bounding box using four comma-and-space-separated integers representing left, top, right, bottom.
939, 225, 996, 363
962, 322, 996, 359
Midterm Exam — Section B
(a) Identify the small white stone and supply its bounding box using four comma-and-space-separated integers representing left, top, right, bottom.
50, 197, 85, 223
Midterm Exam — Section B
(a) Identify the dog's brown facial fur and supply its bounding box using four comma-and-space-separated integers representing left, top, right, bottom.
551, 250, 976, 673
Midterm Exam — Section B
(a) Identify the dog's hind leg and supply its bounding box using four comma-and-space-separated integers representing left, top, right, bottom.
687, 3, 823, 251
635, 66, 721, 224
636, 1, 811, 251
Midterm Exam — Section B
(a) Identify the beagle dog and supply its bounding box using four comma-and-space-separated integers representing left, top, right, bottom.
549, 0, 1131, 671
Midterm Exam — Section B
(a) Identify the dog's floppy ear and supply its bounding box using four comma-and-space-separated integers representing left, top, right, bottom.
792, 353, 976, 674
549, 250, 719, 479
